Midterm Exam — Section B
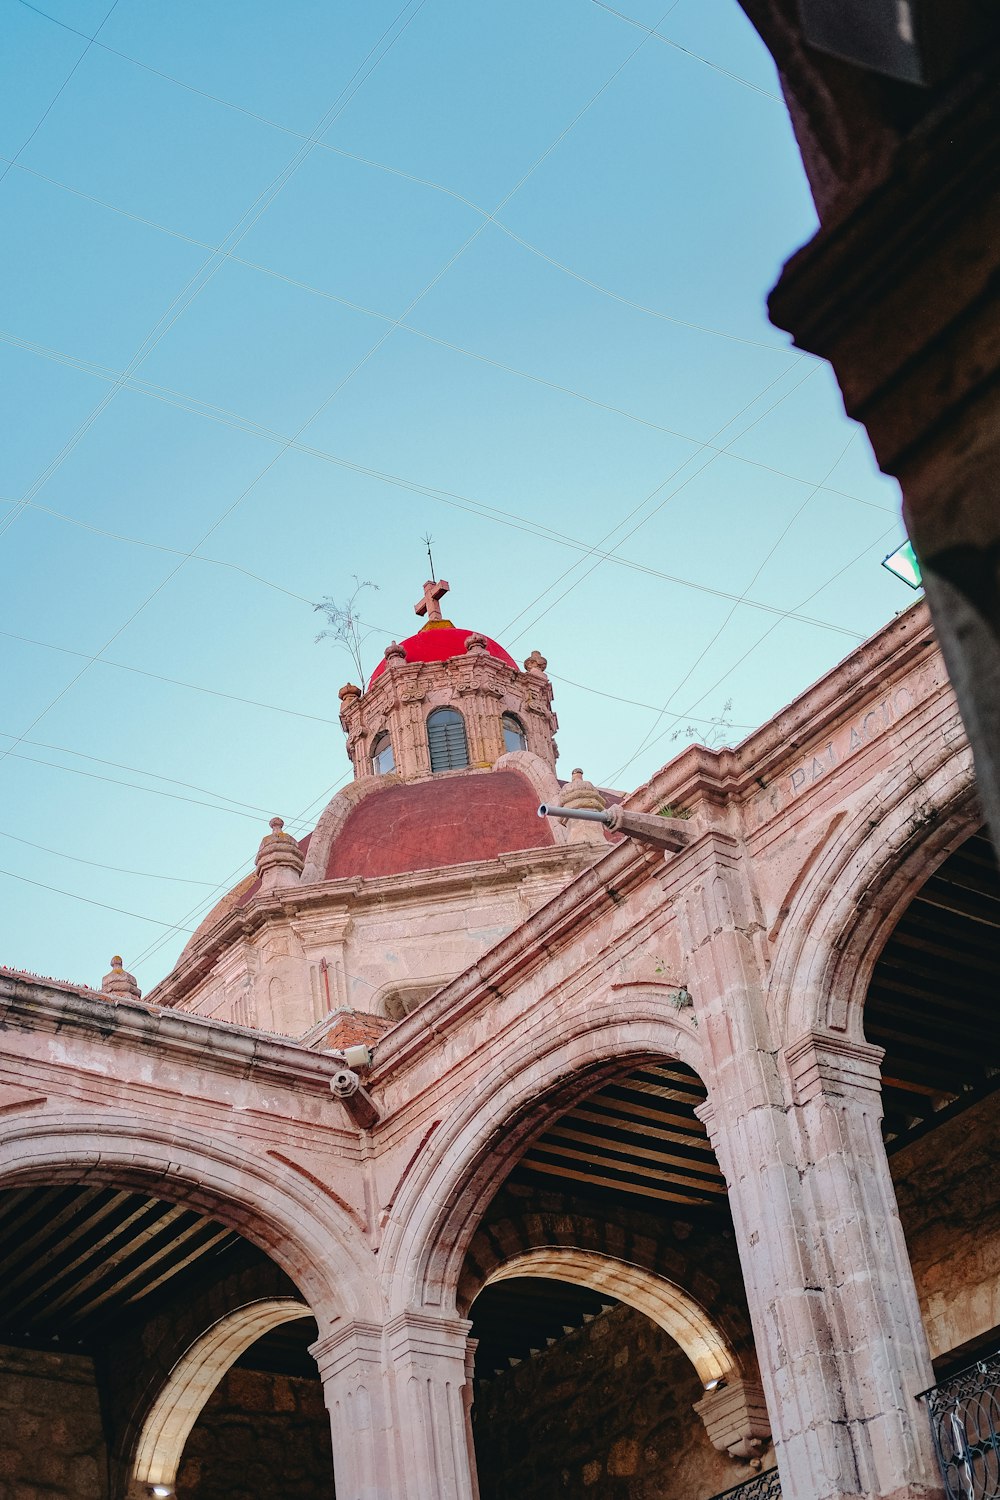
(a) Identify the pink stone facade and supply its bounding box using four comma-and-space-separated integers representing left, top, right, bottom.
0, 598, 987, 1499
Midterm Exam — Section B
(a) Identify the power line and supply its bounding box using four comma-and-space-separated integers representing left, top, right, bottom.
0, 340, 870, 639
601, 524, 901, 784
0, 0, 120, 188
0, 829, 219, 885
546, 671, 755, 726
0, 0, 688, 788
502, 357, 823, 643
5, 746, 267, 822
617, 429, 860, 771
0, 729, 275, 815
1, 148, 791, 359
589, 0, 784, 102
0, 0, 429, 546
0, 867, 197, 933
0, 627, 342, 725
0, 322, 893, 519
0, 491, 316, 606
13, 0, 791, 356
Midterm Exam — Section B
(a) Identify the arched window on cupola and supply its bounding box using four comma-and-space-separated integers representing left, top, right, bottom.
371, 731, 395, 775
427, 707, 470, 772
502, 712, 528, 753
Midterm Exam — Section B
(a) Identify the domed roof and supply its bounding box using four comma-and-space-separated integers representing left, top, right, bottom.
325, 769, 553, 879
176, 770, 554, 962
368, 622, 517, 687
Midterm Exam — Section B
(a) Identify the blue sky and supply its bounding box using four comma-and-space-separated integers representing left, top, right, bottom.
0, 0, 911, 991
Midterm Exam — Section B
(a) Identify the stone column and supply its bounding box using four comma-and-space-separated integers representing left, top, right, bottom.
385, 1311, 479, 1500
678, 835, 940, 1499
311, 1313, 479, 1500
781, 1031, 940, 1498
311, 1321, 392, 1500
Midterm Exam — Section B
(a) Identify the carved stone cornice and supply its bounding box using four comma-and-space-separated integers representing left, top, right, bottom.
0, 972, 356, 1099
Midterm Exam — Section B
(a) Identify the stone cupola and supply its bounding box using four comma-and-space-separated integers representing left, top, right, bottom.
338, 578, 558, 781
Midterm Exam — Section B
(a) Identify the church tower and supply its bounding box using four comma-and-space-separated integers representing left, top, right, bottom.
336, 578, 559, 781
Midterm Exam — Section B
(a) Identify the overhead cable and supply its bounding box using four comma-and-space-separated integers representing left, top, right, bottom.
602, 525, 901, 784
0, 829, 219, 885
0, 0, 120, 188
0, 0, 429, 545
0, 322, 893, 515
13, 0, 790, 354
589, 0, 784, 101
617, 430, 861, 770
0, 867, 196, 932
0, 628, 342, 725
0, 728, 275, 814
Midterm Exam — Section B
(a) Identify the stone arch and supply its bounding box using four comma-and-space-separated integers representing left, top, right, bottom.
768, 735, 977, 1045
459, 1186, 755, 1364
379, 986, 705, 1317
478, 1249, 737, 1386
129, 1297, 310, 1496
0, 1108, 374, 1329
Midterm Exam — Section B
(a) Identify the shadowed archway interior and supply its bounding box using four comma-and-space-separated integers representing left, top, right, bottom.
866, 827, 1000, 1148
0, 1184, 331, 1500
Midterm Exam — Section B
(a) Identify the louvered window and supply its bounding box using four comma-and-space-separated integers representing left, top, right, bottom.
427, 708, 469, 772
502, 713, 527, 752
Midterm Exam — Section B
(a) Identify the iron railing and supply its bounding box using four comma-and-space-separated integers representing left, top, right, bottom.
709, 1468, 781, 1500
921, 1352, 1000, 1499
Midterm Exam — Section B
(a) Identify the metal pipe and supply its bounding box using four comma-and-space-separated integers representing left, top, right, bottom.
538, 803, 613, 825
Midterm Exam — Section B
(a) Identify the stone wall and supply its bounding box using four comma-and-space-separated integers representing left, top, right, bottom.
175, 1366, 334, 1499
894, 1088, 1000, 1364
472, 1303, 770, 1500
0, 1345, 108, 1500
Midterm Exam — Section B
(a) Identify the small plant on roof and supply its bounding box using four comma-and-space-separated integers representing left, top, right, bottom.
657, 803, 692, 820
314, 577, 379, 683
670, 699, 735, 751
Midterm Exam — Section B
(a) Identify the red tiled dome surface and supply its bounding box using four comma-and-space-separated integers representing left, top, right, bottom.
179, 772, 554, 959
325, 770, 553, 880
368, 623, 517, 686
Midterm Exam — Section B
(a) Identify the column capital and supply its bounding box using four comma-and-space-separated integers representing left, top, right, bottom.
385, 1307, 473, 1361
782, 1029, 885, 1107
309, 1318, 384, 1381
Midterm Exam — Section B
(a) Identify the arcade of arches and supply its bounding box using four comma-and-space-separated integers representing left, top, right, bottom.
2, 594, 999, 1500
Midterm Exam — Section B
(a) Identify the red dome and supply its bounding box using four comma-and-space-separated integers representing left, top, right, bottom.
325, 771, 553, 880
368, 623, 517, 686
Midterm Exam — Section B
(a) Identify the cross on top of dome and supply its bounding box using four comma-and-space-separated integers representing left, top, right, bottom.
415, 577, 450, 624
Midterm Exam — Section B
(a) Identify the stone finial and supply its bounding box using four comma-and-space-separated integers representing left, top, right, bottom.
339, 682, 361, 704
255, 816, 305, 893
383, 640, 406, 664
523, 649, 548, 675
464, 632, 488, 655
555, 769, 608, 846
101, 955, 141, 1001
561, 768, 607, 813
